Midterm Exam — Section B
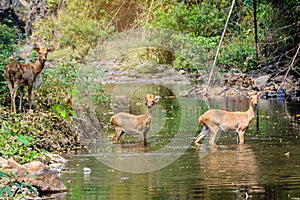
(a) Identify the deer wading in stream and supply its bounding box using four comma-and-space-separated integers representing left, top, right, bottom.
194, 93, 260, 145
110, 93, 160, 143
5, 43, 54, 113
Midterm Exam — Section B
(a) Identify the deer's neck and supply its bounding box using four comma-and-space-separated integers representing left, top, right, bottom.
143, 107, 152, 119
246, 102, 256, 120
33, 60, 45, 76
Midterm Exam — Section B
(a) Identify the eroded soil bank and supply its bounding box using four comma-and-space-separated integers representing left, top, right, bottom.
97, 60, 300, 101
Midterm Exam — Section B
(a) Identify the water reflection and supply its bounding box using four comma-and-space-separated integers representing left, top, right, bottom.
196, 144, 264, 198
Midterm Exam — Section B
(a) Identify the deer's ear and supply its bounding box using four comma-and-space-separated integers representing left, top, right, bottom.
47, 45, 55, 52
33, 43, 40, 52
247, 91, 251, 98
257, 92, 262, 98
154, 96, 160, 102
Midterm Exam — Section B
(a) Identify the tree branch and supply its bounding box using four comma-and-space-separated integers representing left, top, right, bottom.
202, 0, 236, 95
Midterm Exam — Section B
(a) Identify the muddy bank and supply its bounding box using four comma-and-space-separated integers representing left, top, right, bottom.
99, 62, 190, 85
97, 61, 300, 101
188, 69, 300, 101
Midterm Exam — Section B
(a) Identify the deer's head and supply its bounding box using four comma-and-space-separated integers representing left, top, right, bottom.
33, 43, 54, 64
249, 92, 261, 107
145, 93, 160, 108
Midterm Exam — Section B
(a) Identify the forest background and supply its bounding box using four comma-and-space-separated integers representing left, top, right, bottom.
0, 0, 299, 164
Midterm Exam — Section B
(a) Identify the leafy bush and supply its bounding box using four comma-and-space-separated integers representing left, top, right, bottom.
0, 24, 20, 98
33, 0, 114, 59
137, 0, 271, 72
170, 33, 219, 71
0, 62, 82, 164
148, 2, 228, 37
136, 1, 237, 71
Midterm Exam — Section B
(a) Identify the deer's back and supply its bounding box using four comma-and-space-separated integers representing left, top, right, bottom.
200, 109, 251, 131
199, 109, 227, 126
110, 112, 150, 134
5, 61, 35, 84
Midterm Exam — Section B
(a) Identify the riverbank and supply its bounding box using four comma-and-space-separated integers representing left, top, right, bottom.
0, 60, 81, 199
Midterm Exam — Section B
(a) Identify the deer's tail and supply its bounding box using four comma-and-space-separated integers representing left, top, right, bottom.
110, 116, 117, 126
199, 115, 204, 126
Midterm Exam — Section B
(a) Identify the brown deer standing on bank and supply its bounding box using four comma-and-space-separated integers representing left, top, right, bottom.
110, 93, 160, 143
194, 93, 260, 145
5, 43, 54, 113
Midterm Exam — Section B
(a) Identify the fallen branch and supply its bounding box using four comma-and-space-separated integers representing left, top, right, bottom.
202, 0, 236, 95
278, 42, 300, 91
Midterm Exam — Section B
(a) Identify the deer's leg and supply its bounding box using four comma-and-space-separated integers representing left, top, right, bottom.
237, 132, 245, 144
237, 129, 246, 144
12, 80, 20, 113
194, 125, 209, 144
28, 83, 33, 110
19, 86, 24, 111
138, 131, 145, 141
208, 126, 219, 146
7, 79, 14, 112
112, 127, 123, 141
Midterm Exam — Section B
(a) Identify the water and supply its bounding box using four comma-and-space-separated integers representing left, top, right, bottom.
63, 83, 300, 200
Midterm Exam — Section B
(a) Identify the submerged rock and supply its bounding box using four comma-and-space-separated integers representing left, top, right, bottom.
83, 167, 91, 175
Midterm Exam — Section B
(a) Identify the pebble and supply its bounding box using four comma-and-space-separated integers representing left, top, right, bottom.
83, 167, 91, 174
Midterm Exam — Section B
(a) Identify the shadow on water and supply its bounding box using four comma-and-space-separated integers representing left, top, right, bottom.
63, 83, 300, 200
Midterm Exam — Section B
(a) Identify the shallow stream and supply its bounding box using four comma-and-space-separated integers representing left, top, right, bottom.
63, 82, 300, 200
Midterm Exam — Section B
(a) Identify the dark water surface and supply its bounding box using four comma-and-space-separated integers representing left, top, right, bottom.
63, 83, 300, 200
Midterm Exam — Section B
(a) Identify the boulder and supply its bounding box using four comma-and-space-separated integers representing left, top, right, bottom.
2, 158, 67, 193
0, 157, 8, 168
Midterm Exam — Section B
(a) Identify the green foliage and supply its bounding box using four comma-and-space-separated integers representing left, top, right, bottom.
134, 1, 225, 72
0, 115, 45, 163
47, 0, 60, 9
218, 43, 256, 70
170, 33, 219, 71
0, 62, 81, 163
136, 0, 300, 72
0, 170, 38, 198
256, 1, 299, 64
0, 24, 20, 98
93, 84, 109, 106
149, 1, 228, 37
33, 0, 114, 59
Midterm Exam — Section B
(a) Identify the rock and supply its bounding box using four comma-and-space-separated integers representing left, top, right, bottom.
49, 163, 64, 173
47, 153, 67, 164
6, 158, 27, 175
23, 161, 46, 174
83, 167, 91, 174
17, 171, 67, 192
0, 156, 8, 168
221, 71, 254, 89
3, 158, 67, 193
20, 161, 67, 192
254, 75, 270, 90
178, 69, 186, 75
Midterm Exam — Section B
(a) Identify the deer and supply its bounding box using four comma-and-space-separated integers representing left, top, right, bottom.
110, 93, 160, 143
194, 93, 260, 145
4, 43, 54, 113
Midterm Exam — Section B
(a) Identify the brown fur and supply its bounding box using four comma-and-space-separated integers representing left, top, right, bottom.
194, 93, 260, 145
110, 93, 159, 142
5, 43, 54, 113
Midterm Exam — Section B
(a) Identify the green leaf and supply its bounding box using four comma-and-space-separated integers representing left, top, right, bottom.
0, 171, 8, 178
16, 135, 34, 146
5, 186, 12, 197
0, 186, 6, 196
24, 184, 38, 194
